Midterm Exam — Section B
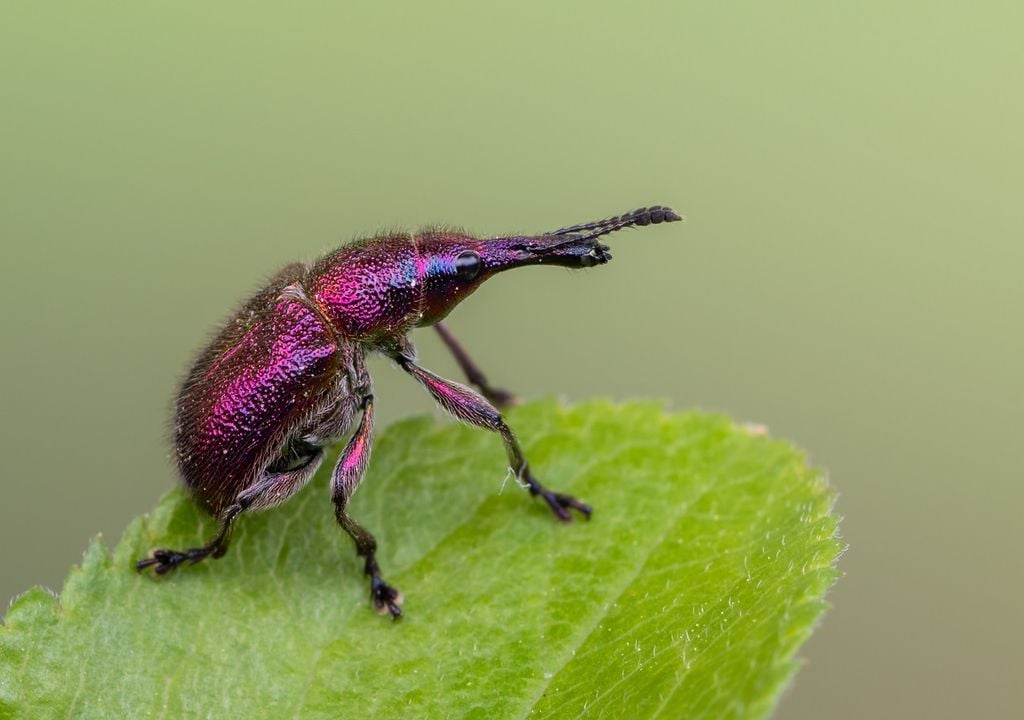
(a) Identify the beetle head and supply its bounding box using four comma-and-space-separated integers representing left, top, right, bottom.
414, 206, 681, 326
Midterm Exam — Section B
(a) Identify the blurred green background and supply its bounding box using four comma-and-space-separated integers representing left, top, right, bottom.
1, 2, 1020, 717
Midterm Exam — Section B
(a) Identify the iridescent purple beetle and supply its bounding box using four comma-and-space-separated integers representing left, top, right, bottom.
138, 206, 682, 618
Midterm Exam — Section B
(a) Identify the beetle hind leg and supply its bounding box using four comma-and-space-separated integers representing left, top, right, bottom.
136, 500, 244, 574
137, 453, 324, 576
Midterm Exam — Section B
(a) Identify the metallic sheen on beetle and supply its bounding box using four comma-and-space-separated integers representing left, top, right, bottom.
137, 205, 683, 618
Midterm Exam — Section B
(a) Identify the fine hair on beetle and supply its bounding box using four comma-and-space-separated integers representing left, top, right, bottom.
138, 205, 683, 619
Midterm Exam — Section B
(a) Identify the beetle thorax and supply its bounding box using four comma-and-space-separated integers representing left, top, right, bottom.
307, 233, 426, 342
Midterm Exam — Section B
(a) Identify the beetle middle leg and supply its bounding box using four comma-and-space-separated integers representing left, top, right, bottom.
330, 393, 402, 619
395, 353, 591, 521
433, 322, 517, 410
137, 455, 323, 575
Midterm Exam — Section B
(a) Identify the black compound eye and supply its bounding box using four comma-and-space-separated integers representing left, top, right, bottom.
454, 250, 482, 281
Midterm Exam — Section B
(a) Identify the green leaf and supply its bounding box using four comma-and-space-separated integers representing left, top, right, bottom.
0, 400, 841, 719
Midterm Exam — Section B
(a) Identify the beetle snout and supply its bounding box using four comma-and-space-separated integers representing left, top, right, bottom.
531, 236, 612, 268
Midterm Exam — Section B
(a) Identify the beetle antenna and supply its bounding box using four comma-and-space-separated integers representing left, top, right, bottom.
530, 205, 682, 254
553, 206, 682, 238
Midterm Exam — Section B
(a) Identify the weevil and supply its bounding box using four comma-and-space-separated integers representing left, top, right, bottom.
137, 205, 682, 618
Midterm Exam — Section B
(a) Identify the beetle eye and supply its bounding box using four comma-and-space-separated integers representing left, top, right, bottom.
454, 251, 482, 281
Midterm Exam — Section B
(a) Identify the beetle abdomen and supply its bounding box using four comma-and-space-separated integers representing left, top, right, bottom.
175, 289, 340, 514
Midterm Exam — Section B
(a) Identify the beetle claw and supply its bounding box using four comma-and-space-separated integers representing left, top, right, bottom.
370, 575, 403, 620
541, 490, 593, 522
524, 472, 592, 522
136, 547, 210, 575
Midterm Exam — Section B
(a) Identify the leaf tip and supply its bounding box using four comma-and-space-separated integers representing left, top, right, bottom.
2, 586, 58, 630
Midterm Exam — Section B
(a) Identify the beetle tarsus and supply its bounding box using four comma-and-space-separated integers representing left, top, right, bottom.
136, 546, 214, 575
136, 501, 242, 575
365, 557, 403, 620
370, 575, 403, 620
525, 475, 593, 522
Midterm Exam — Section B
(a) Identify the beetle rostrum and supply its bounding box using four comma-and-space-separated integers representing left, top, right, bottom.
137, 205, 683, 619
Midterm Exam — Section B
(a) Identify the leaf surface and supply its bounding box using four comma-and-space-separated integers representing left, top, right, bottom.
0, 400, 841, 719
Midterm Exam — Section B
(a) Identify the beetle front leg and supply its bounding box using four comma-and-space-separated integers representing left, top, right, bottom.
433, 322, 517, 410
330, 394, 402, 619
396, 355, 591, 521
